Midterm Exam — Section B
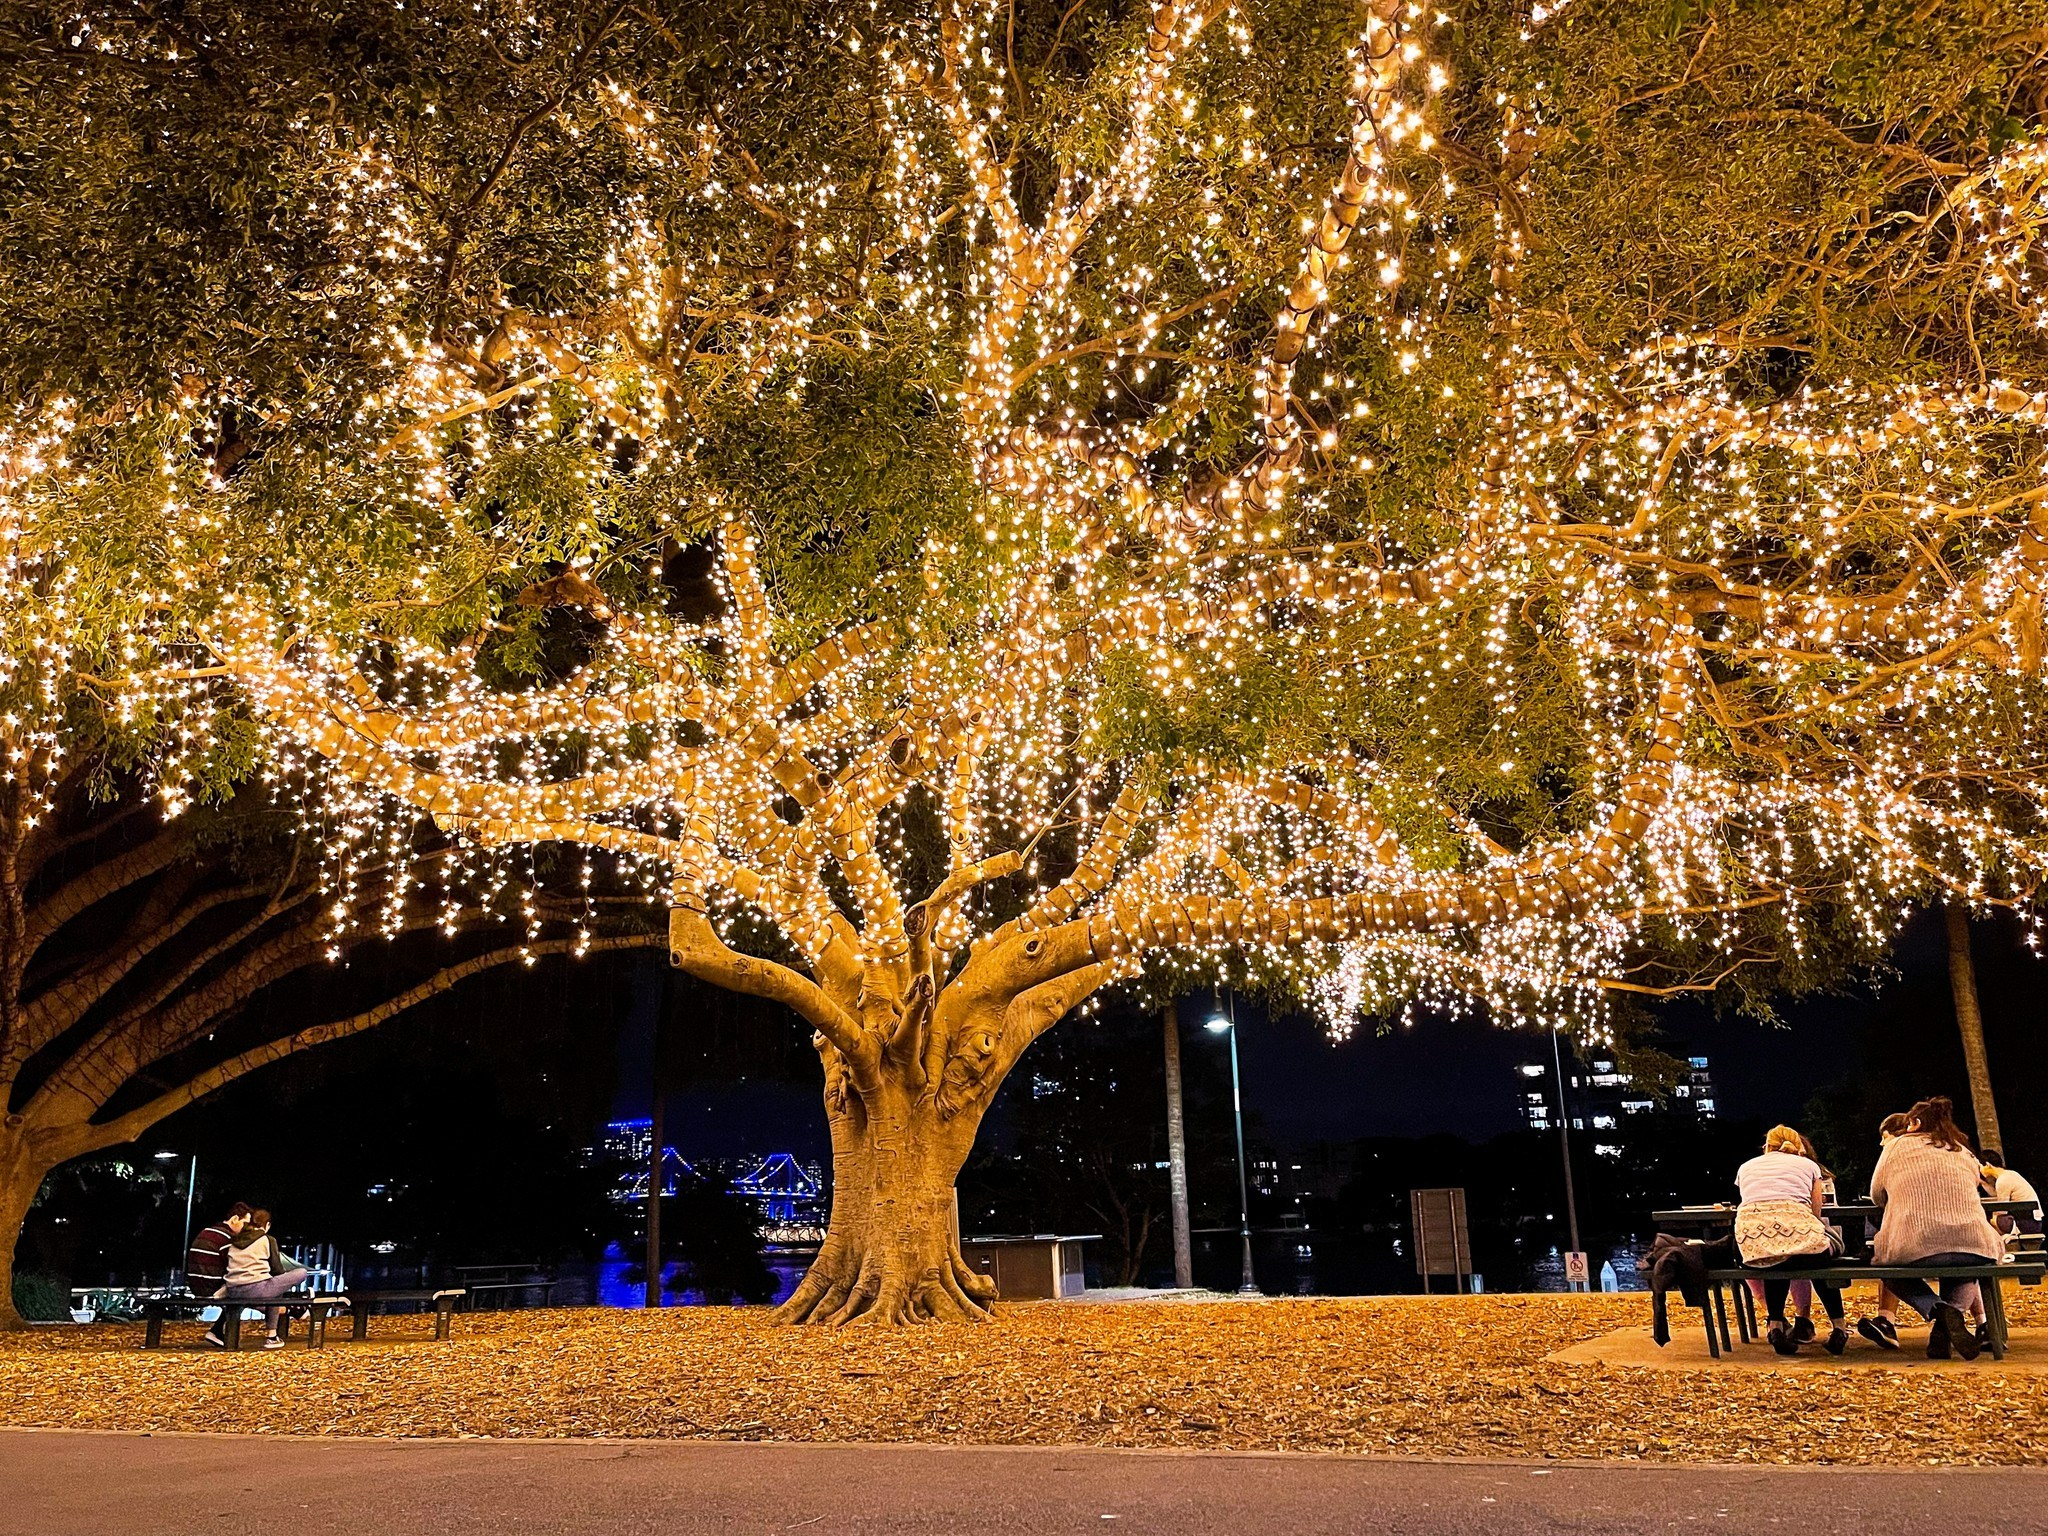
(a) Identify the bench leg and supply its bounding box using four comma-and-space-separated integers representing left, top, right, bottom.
1984, 1275, 2010, 1361
1712, 1283, 1733, 1352
1738, 1282, 1758, 1342
222, 1309, 243, 1349
435, 1299, 453, 1342
144, 1314, 163, 1349
352, 1304, 370, 1341
1701, 1297, 1721, 1359
307, 1310, 326, 1350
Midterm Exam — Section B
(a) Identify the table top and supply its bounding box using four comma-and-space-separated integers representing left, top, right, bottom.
1654, 1199, 2035, 1222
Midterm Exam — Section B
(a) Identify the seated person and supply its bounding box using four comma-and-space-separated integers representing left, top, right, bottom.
1980, 1151, 2043, 1241
1870, 1097, 2003, 1361
215, 1208, 311, 1351
1735, 1125, 1848, 1355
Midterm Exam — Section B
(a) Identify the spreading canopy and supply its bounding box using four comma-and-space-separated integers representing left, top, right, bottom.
6, 0, 2048, 1034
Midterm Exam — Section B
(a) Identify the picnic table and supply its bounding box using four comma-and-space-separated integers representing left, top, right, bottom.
451, 1264, 564, 1310
1652, 1200, 2038, 1260
1650, 1203, 2046, 1360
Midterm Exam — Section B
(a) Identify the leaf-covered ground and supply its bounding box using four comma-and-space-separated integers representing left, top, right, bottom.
3, 1293, 2045, 1464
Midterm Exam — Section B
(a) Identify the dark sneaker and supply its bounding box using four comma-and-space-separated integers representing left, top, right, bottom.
1857, 1316, 1901, 1350
1926, 1310, 1954, 1359
1937, 1304, 1982, 1361
1767, 1322, 1799, 1356
1825, 1327, 1849, 1356
201, 1329, 227, 1348
1790, 1318, 1816, 1345
1974, 1323, 1993, 1354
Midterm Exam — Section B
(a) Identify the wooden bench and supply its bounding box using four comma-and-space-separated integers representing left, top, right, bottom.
139, 1293, 351, 1349
346, 1287, 466, 1341
1698, 1262, 2046, 1361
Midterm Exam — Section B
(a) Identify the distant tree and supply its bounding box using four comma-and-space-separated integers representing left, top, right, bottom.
0, 771, 661, 1326
970, 1007, 1230, 1286
661, 1174, 781, 1306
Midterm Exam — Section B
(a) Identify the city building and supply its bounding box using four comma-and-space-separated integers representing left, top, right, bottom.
1512, 1051, 1715, 1156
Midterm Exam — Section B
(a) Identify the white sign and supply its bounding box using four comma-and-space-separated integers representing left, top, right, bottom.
1563, 1250, 1590, 1285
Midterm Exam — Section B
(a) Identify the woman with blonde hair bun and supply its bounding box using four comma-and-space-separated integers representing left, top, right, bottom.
1734, 1125, 1848, 1355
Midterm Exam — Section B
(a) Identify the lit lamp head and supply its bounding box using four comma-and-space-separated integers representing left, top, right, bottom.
1205, 1015, 1232, 1034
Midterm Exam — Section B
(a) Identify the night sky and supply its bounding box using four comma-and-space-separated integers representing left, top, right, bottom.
616, 906, 2042, 1167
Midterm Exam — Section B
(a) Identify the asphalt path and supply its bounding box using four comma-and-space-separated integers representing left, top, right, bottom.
3, 1431, 2046, 1535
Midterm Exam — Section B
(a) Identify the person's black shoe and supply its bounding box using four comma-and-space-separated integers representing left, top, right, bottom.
1926, 1309, 1954, 1359
1825, 1326, 1849, 1356
1857, 1316, 1901, 1350
1790, 1317, 1817, 1345
1767, 1322, 1799, 1356
1937, 1304, 1982, 1361
1974, 1322, 1993, 1354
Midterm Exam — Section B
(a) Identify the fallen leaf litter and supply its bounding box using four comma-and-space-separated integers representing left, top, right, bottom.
2, 1292, 2044, 1464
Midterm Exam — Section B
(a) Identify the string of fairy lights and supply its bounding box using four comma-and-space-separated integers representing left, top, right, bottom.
4, 0, 2047, 1055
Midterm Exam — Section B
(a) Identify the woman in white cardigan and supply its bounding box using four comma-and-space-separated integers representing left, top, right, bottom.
1870, 1097, 2003, 1361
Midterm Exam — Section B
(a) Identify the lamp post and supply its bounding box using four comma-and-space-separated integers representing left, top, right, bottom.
1549, 1028, 1585, 1290
154, 1150, 197, 1284
1205, 1002, 1259, 1296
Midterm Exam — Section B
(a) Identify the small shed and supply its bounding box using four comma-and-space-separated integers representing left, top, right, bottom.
961, 1234, 1096, 1299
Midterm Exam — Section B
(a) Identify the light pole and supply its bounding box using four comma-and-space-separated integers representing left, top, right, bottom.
1549, 1028, 1585, 1289
154, 1150, 197, 1284
1205, 1002, 1259, 1296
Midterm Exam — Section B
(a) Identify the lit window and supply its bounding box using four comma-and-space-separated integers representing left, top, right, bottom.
1592, 1115, 1616, 1129
1594, 1144, 1623, 1158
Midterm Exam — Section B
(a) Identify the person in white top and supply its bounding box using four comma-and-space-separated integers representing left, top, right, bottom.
218, 1209, 310, 1350
1733, 1125, 1849, 1355
1980, 1151, 2044, 1239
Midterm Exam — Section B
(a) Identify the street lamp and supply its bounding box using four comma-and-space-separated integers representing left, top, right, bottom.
155, 1149, 197, 1284
1205, 1003, 1259, 1296
1548, 1028, 1586, 1291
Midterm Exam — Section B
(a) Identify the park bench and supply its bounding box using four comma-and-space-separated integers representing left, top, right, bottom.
345, 1287, 467, 1341
139, 1292, 351, 1350
1700, 1260, 2046, 1361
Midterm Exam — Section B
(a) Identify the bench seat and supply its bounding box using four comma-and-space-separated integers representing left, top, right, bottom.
1694, 1261, 2046, 1360
345, 1288, 467, 1342
139, 1293, 351, 1350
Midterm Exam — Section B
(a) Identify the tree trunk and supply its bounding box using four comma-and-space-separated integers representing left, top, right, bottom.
1163, 1003, 1193, 1289
0, 1120, 46, 1331
1944, 903, 2005, 1156
773, 1073, 998, 1326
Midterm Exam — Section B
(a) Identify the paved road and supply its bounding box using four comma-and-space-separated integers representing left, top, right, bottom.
3, 1431, 2045, 1535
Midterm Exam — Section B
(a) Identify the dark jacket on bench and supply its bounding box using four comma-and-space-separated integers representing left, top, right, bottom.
1643, 1233, 1736, 1345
